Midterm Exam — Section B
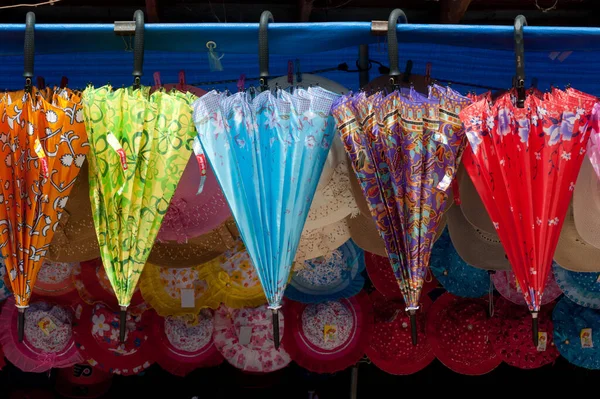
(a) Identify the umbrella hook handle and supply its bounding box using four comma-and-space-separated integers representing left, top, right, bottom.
258, 11, 274, 92
132, 10, 145, 90
513, 15, 527, 108
386, 8, 408, 90
23, 11, 35, 94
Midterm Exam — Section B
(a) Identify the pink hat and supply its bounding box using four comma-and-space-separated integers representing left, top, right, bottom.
365, 252, 438, 298
492, 266, 562, 306
282, 291, 373, 374
365, 290, 435, 375
152, 310, 223, 376
0, 298, 83, 372
72, 303, 154, 375
157, 154, 231, 243
427, 293, 501, 375
491, 297, 559, 369
33, 260, 79, 305
73, 259, 149, 314
213, 304, 291, 373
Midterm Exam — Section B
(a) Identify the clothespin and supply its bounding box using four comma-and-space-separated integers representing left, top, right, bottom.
287, 60, 294, 85
295, 59, 302, 83
425, 62, 432, 86
153, 71, 162, 88
37, 76, 45, 90
237, 74, 246, 92
59, 76, 68, 89
177, 70, 186, 92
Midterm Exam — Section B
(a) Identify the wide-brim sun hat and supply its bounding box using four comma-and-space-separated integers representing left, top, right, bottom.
553, 261, 600, 309
33, 260, 79, 305
554, 203, 600, 272
492, 265, 562, 306
573, 156, 600, 249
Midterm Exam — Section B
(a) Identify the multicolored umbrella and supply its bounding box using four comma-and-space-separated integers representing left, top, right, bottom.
82, 86, 195, 340
0, 84, 88, 339
332, 10, 469, 343
193, 65, 339, 346
460, 87, 598, 344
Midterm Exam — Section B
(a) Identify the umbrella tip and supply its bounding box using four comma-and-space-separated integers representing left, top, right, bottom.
271, 307, 280, 350
408, 310, 418, 346
532, 311, 539, 348
18, 308, 25, 343
119, 307, 128, 343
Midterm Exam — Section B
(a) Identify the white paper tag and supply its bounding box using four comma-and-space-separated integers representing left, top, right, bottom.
581, 328, 593, 348
436, 173, 453, 191
180, 289, 195, 308
238, 326, 253, 345
537, 332, 547, 352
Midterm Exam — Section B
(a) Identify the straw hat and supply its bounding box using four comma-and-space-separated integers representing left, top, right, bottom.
446, 204, 510, 270
573, 157, 600, 249
148, 218, 240, 267
295, 217, 352, 262
46, 161, 100, 263
458, 167, 496, 234
554, 203, 600, 272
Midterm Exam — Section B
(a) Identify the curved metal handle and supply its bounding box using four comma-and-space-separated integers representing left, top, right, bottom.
24, 12, 36, 92
514, 15, 527, 108
387, 8, 408, 87
133, 10, 145, 89
259, 11, 274, 91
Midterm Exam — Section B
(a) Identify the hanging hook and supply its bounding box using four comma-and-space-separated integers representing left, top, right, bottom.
258, 11, 274, 92
513, 15, 527, 108
387, 8, 408, 91
23, 12, 35, 94
132, 10, 145, 90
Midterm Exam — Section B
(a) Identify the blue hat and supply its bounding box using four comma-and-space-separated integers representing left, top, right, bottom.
553, 262, 600, 309
0, 257, 12, 302
430, 229, 490, 298
553, 297, 600, 370
285, 239, 365, 303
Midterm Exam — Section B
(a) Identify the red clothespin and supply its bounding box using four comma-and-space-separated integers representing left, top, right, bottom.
237, 74, 246, 92
36, 76, 45, 90
59, 76, 68, 89
425, 62, 432, 86
287, 60, 294, 85
153, 71, 162, 88
178, 70, 186, 92
451, 178, 461, 205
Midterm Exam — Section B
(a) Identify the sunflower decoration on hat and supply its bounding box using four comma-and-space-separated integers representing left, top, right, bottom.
365, 290, 435, 375
151, 310, 223, 376
33, 260, 79, 305
553, 261, 600, 309
553, 296, 600, 370
427, 293, 501, 375
282, 291, 373, 374
490, 297, 559, 369
285, 240, 365, 304
0, 298, 83, 372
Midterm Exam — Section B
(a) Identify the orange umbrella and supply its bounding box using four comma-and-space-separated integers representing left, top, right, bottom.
0, 12, 88, 340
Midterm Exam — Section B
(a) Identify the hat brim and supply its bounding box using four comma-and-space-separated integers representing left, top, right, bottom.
458, 167, 496, 234
554, 204, 600, 272
553, 262, 600, 309
282, 291, 373, 374
573, 158, 600, 248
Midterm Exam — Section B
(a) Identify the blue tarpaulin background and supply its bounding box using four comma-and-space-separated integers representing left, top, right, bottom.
0, 22, 598, 94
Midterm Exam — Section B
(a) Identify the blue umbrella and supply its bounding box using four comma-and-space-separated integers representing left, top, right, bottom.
193, 14, 339, 347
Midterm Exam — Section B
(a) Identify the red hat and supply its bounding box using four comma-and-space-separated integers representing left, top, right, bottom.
72, 303, 154, 375
491, 297, 559, 369
32, 260, 79, 305
427, 293, 501, 375
365, 290, 435, 375
365, 252, 437, 298
73, 259, 149, 314
0, 298, 83, 372
152, 310, 223, 376
55, 364, 113, 399
282, 291, 373, 374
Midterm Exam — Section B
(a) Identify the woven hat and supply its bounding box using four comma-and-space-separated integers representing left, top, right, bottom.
152, 310, 223, 376
157, 154, 231, 243
213, 303, 291, 373
492, 266, 562, 306
73, 303, 154, 375
430, 229, 491, 298
295, 217, 352, 262
33, 260, 79, 305
55, 364, 113, 399
427, 293, 501, 375
491, 297, 559, 369
446, 204, 510, 270
282, 291, 372, 374
0, 298, 83, 372
148, 218, 240, 267
458, 167, 496, 234
72, 259, 149, 314
197, 240, 266, 309
46, 160, 100, 263
554, 204, 600, 272
365, 252, 439, 299
0, 257, 13, 302
139, 262, 219, 317
365, 290, 435, 375
574, 157, 600, 249
553, 262, 600, 309
553, 296, 600, 370
285, 239, 365, 303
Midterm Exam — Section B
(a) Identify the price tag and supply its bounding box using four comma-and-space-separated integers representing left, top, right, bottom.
107, 132, 127, 170
180, 289, 195, 308
581, 328, 593, 348
38, 316, 57, 336
324, 324, 337, 343
537, 332, 547, 352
